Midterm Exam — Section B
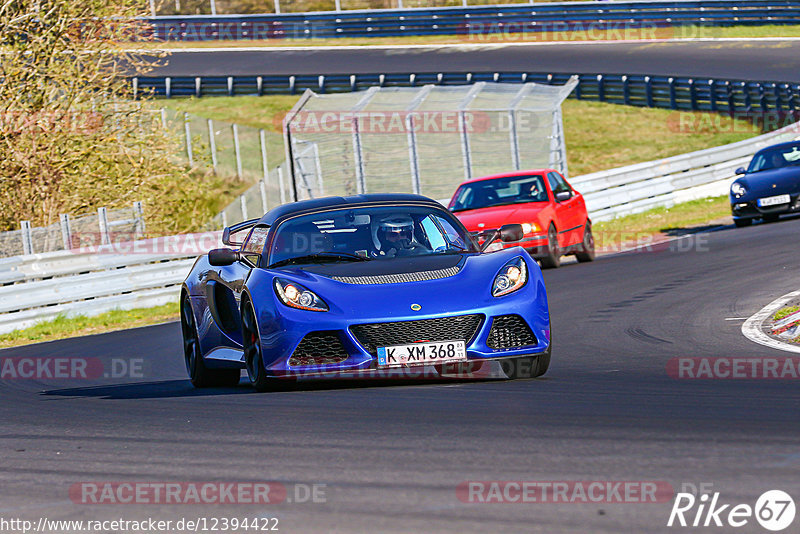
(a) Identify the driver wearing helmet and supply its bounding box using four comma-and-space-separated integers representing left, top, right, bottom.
373, 216, 422, 257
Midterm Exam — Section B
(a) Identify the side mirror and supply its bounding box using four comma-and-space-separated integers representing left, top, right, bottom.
735, 167, 747, 175
222, 227, 242, 247
208, 248, 238, 266
555, 191, 573, 202
500, 224, 524, 243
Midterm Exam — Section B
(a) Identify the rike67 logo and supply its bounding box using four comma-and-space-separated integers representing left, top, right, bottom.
668, 489, 796, 531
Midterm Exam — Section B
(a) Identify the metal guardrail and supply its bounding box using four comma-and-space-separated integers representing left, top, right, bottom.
0, 234, 222, 334
573, 119, 800, 220
147, 0, 800, 39
134, 72, 800, 114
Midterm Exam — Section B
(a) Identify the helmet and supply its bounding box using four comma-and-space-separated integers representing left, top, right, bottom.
375, 216, 414, 251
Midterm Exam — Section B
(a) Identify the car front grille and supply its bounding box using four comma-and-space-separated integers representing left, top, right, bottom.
350, 314, 484, 355
330, 265, 461, 285
486, 315, 538, 350
288, 331, 349, 366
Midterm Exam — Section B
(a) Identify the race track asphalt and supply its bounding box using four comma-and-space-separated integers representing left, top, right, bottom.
146, 40, 800, 82
2, 216, 799, 533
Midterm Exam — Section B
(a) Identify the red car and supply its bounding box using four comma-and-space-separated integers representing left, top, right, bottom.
448, 169, 594, 268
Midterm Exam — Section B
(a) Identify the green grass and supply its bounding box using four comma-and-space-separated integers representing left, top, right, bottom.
593, 196, 731, 250
140, 24, 800, 48
774, 306, 800, 322
0, 302, 179, 349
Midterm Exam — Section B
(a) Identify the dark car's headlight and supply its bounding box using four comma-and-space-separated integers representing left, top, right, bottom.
492, 257, 528, 297
731, 182, 747, 198
274, 278, 328, 312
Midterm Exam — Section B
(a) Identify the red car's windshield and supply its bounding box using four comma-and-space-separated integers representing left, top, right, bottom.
450, 174, 548, 212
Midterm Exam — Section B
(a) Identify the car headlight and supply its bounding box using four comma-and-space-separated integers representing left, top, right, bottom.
521, 222, 540, 234
492, 257, 528, 297
274, 278, 328, 312
731, 182, 747, 197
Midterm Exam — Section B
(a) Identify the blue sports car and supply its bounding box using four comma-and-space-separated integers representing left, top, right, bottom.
731, 140, 800, 227
180, 194, 551, 391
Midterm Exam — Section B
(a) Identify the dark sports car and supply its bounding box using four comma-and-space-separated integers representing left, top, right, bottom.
730, 141, 800, 227
180, 194, 552, 391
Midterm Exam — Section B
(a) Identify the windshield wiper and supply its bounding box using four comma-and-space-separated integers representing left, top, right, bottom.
268, 252, 370, 269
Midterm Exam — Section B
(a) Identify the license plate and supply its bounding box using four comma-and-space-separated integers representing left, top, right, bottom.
757, 194, 790, 207
376, 340, 467, 368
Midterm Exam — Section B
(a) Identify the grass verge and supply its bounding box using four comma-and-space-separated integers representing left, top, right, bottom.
593, 196, 731, 251
140, 24, 800, 49
0, 302, 179, 349
773, 306, 800, 321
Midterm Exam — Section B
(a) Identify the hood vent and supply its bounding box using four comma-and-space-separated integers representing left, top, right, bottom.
330, 265, 461, 285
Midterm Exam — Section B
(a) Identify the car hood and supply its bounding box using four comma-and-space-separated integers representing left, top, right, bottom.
293, 253, 464, 279
737, 166, 800, 198
453, 203, 545, 230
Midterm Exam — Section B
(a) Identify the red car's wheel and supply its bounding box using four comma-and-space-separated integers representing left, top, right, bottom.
575, 221, 596, 263
540, 223, 561, 269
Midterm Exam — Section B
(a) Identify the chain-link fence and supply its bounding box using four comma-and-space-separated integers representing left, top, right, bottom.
151, 0, 538, 16
0, 204, 146, 258
284, 80, 576, 202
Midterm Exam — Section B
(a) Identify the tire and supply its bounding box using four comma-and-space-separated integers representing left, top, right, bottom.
181, 295, 241, 388
241, 300, 290, 392
733, 218, 753, 228
575, 221, 596, 263
539, 223, 561, 269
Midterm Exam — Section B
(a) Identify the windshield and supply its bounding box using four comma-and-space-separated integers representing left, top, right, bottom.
266, 205, 477, 267
748, 144, 800, 173
450, 174, 548, 212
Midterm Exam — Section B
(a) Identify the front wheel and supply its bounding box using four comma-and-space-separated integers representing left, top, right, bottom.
575, 221, 596, 263
241, 301, 272, 392
539, 223, 561, 269
181, 295, 240, 388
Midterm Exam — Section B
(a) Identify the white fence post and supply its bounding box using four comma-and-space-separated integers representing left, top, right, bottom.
59, 214, 72, 250
458, 83, 484, 180
208, 118, 218, 171
259, 180, 269, 214
278, 167, 287, 205
259, 129, 269, 181
274, 0, 281, 13
183, 112, 194, 167
98, 207, 111, 246
209, 0, 217, 15
352, 117, 366, 194
240, 196, 248, 221
313, 143, 324, 197
20, 221, 32, 256
232, 124, 243, 179
133, 201, 146, 238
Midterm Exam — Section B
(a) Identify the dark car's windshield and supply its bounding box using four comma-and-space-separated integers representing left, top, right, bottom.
266, 205, 477, 267
748, 144, 800, 173
450, 174, 548, 212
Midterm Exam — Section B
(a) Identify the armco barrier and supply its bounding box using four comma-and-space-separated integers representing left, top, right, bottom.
572, 118, 800, 220
0, 234, 220, 335
147, 0, 800, 40
133, 72, 800, 114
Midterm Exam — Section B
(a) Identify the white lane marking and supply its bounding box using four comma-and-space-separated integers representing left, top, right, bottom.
725, 317, 748, 321
148, 37, 800, 54
741, 289, 800, 354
